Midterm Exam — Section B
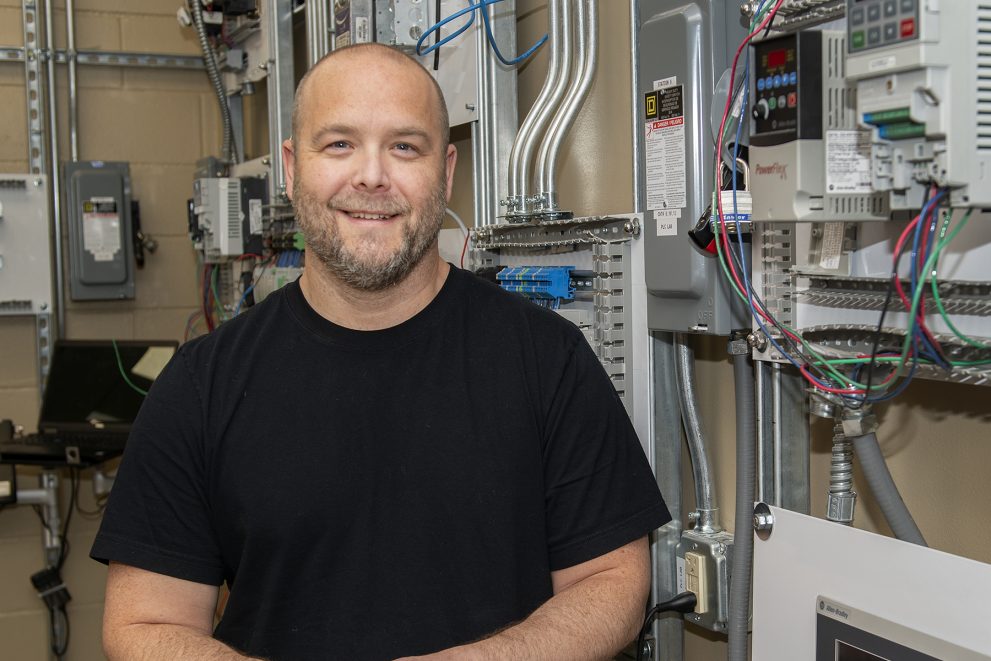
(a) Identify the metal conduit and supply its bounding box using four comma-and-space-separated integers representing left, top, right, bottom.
306, 0, 330, 67
43, 0, 65, 337
535, 0, 597, 208
190, 0, 236, 163
728, 350, 756, 661
66, 0, 79, 161
506, 0, 570, 211
674, 335, 721, 533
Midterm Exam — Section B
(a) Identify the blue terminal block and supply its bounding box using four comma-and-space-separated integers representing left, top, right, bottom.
497, 266, 576, 309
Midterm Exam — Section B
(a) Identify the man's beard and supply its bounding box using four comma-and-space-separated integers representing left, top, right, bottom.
293, 179, 447, 292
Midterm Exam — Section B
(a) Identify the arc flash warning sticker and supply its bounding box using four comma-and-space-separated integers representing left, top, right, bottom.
82, 197, 121, 262
644, 84, 686, 213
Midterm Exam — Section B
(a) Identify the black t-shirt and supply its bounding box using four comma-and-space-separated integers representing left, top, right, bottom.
91, 266, 670, 660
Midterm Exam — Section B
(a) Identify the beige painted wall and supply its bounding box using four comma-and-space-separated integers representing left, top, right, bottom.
0, 0, 218, 658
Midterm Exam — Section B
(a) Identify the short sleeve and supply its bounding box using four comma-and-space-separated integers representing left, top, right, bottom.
90, 349, 225, 585
541, 338, 671, 571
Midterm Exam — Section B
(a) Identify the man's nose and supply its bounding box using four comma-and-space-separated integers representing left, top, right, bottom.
350, 149, 390, 191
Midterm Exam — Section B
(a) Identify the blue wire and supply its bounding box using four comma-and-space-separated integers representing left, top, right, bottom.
416, 3, 476, 57
415, 0, 547, 66
906, 191, 950, 369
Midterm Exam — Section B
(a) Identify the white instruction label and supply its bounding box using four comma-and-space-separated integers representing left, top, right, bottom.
826, 130, 872, 194
653, 76, 677, 90
644, 85, 687, 212
249, 198, 263, 235
82, 197, 121, 262
654, 209, 680, 237
676, 556, 687, 594
355, 16, 370, 43
819, 222, 845, 270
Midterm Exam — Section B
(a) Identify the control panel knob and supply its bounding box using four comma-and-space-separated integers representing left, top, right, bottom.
752, 99, 770, 121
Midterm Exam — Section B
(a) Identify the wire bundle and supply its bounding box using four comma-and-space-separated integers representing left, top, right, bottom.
711, 0, 990, 408
416, 0, 547, 67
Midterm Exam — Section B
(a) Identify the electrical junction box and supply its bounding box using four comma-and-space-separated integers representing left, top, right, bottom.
192, 177, 266, 262
846, 0, 991, 208
675, 528, 735, 633
334, 0, 375, 47
638, 0, 750, 335
64, 161, 134, 301
0, 175, 52, 315
749, 30, 889, 222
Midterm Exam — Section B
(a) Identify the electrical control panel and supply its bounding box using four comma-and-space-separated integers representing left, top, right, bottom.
64, 161, 134, 301
191, 177, 266, 262
846, 1, 991, 208
750, 31, 889, 222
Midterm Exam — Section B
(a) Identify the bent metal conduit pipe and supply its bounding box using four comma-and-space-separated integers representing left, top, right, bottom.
534, 0, 597, 210
674, 335, 721, 533
506, 0, 571, 213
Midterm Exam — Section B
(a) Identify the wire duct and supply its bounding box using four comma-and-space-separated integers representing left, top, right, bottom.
507, 0, 571, 207
535, 0, 598, 204
728, 351, 755, 661
189, 0, 237, 163
674, 335, 720, 533
850, 431, 927, 547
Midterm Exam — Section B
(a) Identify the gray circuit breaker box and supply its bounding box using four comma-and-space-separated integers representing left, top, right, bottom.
63, 161, 135, 301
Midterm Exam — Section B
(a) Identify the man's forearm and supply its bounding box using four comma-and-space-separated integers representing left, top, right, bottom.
445, 568, 645, 661
106, 623, 263, 661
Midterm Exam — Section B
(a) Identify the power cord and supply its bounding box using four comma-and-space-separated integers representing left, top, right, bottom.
634, 591, 698, 661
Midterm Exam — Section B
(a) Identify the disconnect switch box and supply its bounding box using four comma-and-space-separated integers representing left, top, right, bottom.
64, 161, 134, 301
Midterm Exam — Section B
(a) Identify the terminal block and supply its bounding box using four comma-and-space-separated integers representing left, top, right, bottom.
497, 266, 576, 308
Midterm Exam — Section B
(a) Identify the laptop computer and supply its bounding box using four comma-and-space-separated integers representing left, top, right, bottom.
0, 339, 178, 467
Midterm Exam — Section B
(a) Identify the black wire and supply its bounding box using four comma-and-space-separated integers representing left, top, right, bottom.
858, 186, 933, 409
433, 0, 441, 71
58, 471, 76, 571
50, 607, 69, 658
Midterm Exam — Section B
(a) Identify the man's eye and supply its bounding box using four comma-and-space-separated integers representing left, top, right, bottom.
395, 143, 417, 153
326, 141, 349, 150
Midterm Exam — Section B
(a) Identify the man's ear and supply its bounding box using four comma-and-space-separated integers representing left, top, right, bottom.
282, 138, 296, 200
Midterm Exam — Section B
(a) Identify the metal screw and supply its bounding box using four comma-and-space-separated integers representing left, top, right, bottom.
40, 303, 48, 310
33, 178, 42, 187
687, 511, 699, 524
465, 103, 475, 112
746, 330, 767, 351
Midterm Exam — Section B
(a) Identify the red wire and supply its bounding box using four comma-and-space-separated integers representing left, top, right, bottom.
890, 202, 945, 356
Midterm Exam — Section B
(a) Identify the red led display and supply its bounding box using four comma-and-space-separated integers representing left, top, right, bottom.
767, 48, 788, 68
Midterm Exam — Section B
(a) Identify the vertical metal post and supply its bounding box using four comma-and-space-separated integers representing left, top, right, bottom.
756, 359, 774, 503
39, 471, 66, 657
229, 93, 245, 167
65, 0, 79, 162
35, 312, 52, 397
773, 363, 811, 514
649, 332, 684, 660
41, 0, 64, 339
265, 0, 294, 202
23, 0, 45, 175
630, 0, 642, 214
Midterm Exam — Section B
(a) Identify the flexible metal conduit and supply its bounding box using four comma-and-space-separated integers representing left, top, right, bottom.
728, 351, 755, 661
674, 335, 720, 533
507, 0, 571, 207
851, 431, 927, 547
535, 0, 597, 206
189, 0, 237, 163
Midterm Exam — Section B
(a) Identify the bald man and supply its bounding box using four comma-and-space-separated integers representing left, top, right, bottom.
93, 44, 670, 660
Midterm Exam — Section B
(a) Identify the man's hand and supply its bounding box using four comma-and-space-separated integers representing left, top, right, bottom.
394, 536, 651, 661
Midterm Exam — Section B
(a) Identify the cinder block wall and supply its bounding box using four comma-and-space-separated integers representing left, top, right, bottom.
0, 1, 220, 658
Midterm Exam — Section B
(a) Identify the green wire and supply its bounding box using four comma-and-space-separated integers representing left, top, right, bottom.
111, 339, 149, 397
895, 208, 975, 376
210, 265, 226, 322
928, 210, 991, 349
816, 356, 991, 367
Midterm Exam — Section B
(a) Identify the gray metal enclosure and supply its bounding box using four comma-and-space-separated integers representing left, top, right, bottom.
636, 1, 750, 334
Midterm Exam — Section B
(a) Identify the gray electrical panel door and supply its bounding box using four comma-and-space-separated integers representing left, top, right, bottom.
64, 161, 134, 300
638, 1, 750, 334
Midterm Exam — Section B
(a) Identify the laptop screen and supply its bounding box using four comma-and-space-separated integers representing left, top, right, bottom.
38, 340, 178, 432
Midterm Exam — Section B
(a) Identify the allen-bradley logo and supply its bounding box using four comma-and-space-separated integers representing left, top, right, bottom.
755, 163, 788, 180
